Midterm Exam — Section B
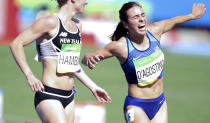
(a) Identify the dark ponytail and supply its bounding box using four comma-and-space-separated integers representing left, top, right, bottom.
56, 0, 68, 8
111, 2, 142, 41
111, 22, 128, 41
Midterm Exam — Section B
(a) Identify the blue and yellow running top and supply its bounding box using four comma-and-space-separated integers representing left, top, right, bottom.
121, 31, 164, 87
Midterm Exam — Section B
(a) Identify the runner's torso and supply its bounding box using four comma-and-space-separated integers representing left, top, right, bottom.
36, 15, 81, 90
121, 31, 164, 98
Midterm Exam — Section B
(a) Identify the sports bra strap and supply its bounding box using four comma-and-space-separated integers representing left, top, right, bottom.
146, 31, 159, 42
126, 35, 134, 53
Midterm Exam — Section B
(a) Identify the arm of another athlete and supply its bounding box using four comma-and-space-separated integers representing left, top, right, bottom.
82, 40, 122, 69
9, 15, 57, 92
149, 3, 206, 38
74, 66, 112, 103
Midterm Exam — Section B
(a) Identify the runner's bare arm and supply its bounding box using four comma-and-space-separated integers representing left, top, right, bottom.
149, 3, 206, 39
9, 15, 57, 91
74, 66, 112, 103
82, 41, 119, 69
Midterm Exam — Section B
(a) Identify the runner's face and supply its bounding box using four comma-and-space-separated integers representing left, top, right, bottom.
74, 0, 88, 14
126, 6, 147, 36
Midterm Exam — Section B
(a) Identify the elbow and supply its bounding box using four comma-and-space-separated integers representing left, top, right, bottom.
9, 41, 16, 51
9, 40, 22, 52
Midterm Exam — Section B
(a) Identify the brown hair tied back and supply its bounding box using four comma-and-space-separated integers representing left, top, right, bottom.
57, 0, 68, 8
111, 2, 142, 41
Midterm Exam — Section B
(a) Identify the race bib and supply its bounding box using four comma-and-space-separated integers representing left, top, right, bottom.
57, 43, 81, 73
133, 50, 164, 86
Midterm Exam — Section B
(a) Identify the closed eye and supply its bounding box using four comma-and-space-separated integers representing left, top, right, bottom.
141, 13, 145, 17
133, 15, 139, 19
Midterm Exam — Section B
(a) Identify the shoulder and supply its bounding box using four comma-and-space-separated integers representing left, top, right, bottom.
105, 37, 127, 56
148, 23, 159, 33
106, 37, 126, 50
147, 23, 163, 40
72, 17, 82, 30
32, 14, 58, 32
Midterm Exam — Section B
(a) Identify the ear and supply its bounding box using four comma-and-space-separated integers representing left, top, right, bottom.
122, 21, 128, 29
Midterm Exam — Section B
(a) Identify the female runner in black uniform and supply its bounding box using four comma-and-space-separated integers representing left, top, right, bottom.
10, 0, 111, 122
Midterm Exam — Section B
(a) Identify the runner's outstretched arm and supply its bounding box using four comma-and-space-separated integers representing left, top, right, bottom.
74, 65, 112, 103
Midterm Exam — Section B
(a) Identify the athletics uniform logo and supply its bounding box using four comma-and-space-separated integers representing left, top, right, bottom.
59, 32, 68, 37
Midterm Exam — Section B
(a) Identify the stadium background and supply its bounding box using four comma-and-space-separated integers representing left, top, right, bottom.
0, 0, 210, 122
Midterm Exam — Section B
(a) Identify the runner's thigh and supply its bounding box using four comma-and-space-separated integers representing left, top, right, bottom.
36, 99, 67, 123
125, 106, 150, 123
151, 101, 168, 123
64, 100, 75, 123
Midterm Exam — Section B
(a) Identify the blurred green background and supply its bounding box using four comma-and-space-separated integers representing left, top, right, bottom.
1, 0, 210, 123
1, 44, 210, 123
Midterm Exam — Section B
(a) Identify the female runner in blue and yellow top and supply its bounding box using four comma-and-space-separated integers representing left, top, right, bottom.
82, 2, 206, 123
10, 0, 111, 123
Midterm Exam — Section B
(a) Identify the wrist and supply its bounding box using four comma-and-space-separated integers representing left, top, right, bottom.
89, 84, 99, 92
25, 71, 33, 79
188, 14, 195, 20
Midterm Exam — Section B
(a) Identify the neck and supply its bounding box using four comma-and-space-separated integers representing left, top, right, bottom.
128, 33, 146, 44
57, 4, 75, 21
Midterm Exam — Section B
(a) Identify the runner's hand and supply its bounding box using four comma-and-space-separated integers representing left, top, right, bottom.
83, 54, 104, 69
91, 86, 112, 104
26, 74, 45, 92
191, 3, 206, 19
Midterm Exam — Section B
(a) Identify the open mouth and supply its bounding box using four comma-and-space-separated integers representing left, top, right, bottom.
138, 24, 146, 30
